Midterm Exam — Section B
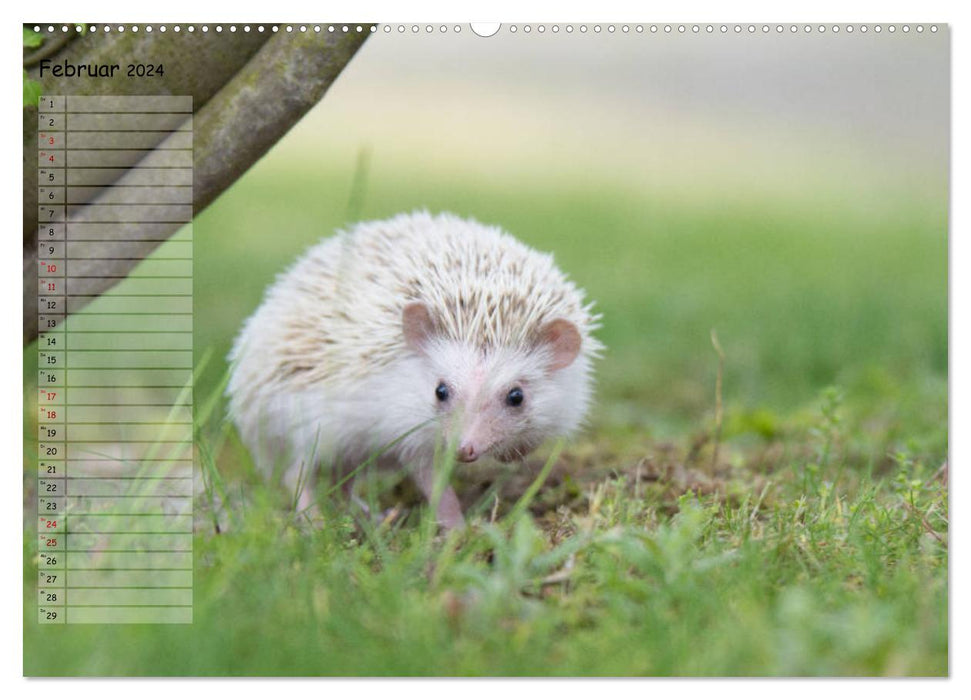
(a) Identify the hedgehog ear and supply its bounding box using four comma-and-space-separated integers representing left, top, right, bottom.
537, 318, 582, 371
402, 302, 436, 353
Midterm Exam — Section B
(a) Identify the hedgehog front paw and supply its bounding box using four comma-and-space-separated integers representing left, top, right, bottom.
436, 493, 466, 531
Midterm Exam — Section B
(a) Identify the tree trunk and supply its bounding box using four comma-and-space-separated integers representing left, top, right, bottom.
24, 25, 372, 344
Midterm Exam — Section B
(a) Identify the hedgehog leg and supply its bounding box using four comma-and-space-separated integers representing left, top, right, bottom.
412, 462, 465, 530
282, 459, 320, 524
339, 474, 374, 518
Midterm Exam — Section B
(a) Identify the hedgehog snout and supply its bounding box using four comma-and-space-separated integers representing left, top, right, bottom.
456, 442, 480, 463
452, 406, 498, 463
454, 414, 484, 462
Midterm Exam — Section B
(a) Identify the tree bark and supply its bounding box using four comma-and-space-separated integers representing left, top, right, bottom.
24, 28, 270, 244
24, 26, 372, 344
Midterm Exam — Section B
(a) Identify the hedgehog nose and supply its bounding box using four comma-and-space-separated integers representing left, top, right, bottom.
457, 443, 479, 463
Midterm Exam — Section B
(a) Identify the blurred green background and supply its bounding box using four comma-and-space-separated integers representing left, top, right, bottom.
192, 29, 947, 448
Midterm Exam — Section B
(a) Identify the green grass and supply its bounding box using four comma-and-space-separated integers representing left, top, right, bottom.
23, 422, 948, 675
23, 154, 947, 676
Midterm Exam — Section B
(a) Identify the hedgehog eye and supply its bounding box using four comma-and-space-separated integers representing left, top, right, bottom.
506, 387, 525, 407
435, 382, 450, 402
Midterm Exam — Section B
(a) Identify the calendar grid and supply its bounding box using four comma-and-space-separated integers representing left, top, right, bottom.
37, 95, 193, 625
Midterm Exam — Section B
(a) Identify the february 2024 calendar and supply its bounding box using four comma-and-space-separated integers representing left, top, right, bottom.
25, 24, 375, 654
35, 94, 194, 624
22, 21, 948, 678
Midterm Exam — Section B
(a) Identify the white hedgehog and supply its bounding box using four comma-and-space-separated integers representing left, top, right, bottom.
227, 211, 602, 528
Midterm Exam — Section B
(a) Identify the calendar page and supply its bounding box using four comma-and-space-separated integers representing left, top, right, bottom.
21, 21, 948, 677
